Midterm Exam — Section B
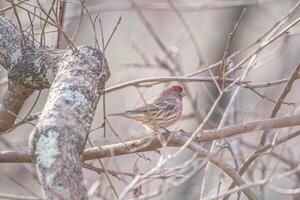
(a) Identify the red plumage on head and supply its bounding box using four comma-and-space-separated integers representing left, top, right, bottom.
160, 85, 184, 100
169, 85, 183, 93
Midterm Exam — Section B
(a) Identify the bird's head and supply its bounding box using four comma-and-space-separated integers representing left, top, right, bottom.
161, 85, 185, 100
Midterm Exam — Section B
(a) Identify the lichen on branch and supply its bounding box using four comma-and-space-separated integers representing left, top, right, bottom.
0, 13, 110, 200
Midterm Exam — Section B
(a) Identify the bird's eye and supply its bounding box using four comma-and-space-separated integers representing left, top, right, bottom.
180, 90, 185, 97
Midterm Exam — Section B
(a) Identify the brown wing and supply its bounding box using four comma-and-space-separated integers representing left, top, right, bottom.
123, 100, 178, 128
122, 103, 160, 121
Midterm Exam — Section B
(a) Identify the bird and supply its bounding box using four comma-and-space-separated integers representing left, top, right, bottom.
109, 85, 184, 131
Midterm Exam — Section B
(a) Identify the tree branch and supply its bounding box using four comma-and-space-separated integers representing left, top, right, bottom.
0, 84, 33, 131
2, 111, 300, 163
0, 14, 110, 199
0, 14, 65, 132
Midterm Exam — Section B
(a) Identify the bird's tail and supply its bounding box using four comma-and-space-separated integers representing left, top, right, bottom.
107, 112, 127, 117
108, 110, 143, 119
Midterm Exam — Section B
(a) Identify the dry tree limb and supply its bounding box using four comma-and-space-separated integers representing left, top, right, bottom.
2, 112, 300, 163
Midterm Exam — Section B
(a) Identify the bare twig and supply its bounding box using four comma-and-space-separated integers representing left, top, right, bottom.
219, 8, 246, 88
104, 16, 121, 51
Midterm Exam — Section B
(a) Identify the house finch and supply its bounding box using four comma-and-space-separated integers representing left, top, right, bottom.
109, 85, 184, 131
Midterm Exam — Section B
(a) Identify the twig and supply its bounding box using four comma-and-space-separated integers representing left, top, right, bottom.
167, 0, 204, 65
83, 162, 134, 178
260, 60, 300, 144
56, 0, 66, 48
71, 0, 86, 42
2, 171, 41, 198
105, 76, 246, 93
225, 17, 300, 77
247, 87, 295, 106
0, 0, 27, 12
10, 0, 26, 48
37, 0, 78, 51
219, 8, 246, 88
87, 139, 119, 199
0, 192, 41, 200
203, 166, 300, 200
104, 16, 121, 51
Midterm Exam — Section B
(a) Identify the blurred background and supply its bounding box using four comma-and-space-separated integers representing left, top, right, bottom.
1, 0, 300, 199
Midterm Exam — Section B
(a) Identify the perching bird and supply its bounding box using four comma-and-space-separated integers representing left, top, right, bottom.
109, 85, 184, 131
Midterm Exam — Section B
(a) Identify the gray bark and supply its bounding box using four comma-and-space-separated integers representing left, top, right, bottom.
0, 14, 110, 199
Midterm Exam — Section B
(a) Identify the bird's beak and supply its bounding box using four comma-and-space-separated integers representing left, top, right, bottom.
181, 91, 186, 97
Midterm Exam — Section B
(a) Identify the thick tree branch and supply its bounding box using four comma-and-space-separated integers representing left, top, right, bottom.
0, 14, 110, 199
29, 46, 109, 199
0, 84, 33, 131
0, 14, 66, 132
